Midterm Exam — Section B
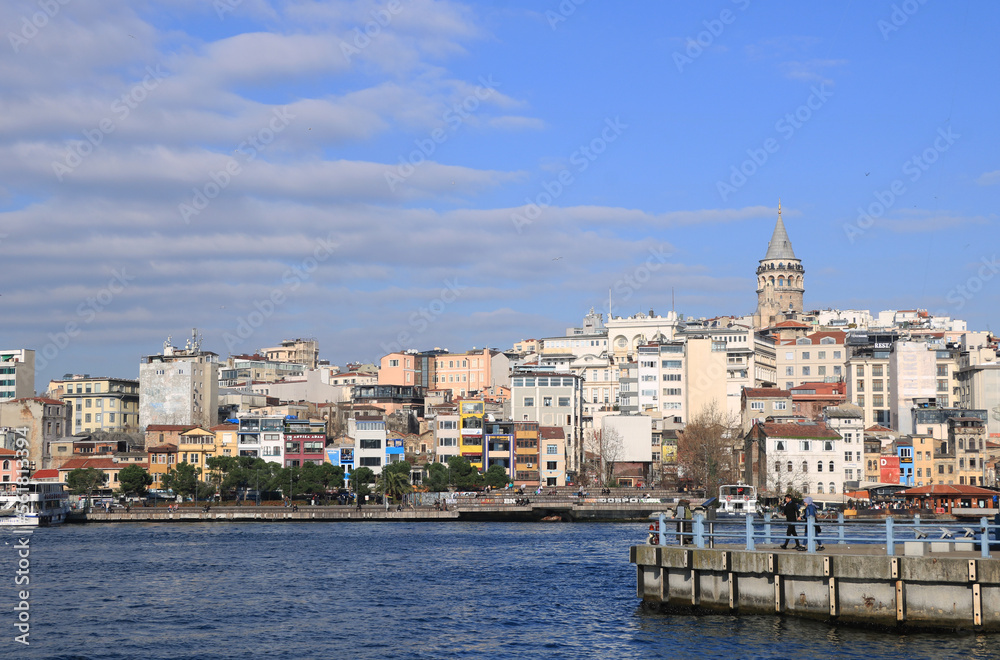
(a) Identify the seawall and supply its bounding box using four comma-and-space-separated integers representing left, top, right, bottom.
631, 544, 1000, 631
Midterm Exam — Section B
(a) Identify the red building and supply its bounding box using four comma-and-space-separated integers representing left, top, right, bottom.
879, 455, 900, 484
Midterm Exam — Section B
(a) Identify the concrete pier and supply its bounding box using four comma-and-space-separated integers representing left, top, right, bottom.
631, 544, 1000, 631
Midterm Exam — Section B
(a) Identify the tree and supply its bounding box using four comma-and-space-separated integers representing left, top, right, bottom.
676, 401, 742, 497
117, 465, 153, 499
424, 462, 451, 492
446, 456, 482, 489
484, 464, 510, 489
351, 467, 376, 498
66, 468, 106, 509
378, 468, 412, 503
161, 462, 199, 501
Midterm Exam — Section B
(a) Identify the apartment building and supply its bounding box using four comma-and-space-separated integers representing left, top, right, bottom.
0, 349, 34, 401
774, 331, 846, 390
510, 372, 584, 478
139, 331, 219, 429
48, 375, 140, 434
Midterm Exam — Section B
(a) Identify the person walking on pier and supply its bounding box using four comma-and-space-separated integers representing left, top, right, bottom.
803, 497, 825, 551
780, 494, 803, 550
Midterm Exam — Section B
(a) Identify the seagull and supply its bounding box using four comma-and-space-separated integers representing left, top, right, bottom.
552, 256, 562, 261
939, 527, 955, 539
963, 528, 976, 538
865, 172, 870, 176
914, 528, 928, 539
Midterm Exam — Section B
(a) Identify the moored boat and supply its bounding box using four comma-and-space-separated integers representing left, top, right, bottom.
0, 480, 71, 526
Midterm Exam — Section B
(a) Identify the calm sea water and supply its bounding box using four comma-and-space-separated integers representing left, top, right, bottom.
2, 521, 998, 659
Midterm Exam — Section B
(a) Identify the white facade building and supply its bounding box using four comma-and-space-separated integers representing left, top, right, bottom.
349, 416, 387, 475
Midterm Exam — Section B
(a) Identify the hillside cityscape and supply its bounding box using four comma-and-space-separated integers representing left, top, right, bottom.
3, 211, 998, 501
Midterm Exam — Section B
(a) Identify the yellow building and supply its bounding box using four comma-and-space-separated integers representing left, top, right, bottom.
458, 399, 485, 470
177, 427, 217, 477
513, 421, 539, 486
213, 423, 239, 459
147, 444, 177, 488
48, 376, 140, 434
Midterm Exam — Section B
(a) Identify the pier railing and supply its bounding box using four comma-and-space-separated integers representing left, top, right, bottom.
648, 512, 1000, 558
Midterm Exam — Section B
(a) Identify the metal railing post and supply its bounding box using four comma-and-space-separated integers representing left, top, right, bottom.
763, 512, 771, 544
746, 512, 755, 551
982, 517, 990, 559
806, 516, 816, 553
886, 516, 895, 556
693, 514, 705, 548
658, 512, 666, 547
837, 510, 845, 545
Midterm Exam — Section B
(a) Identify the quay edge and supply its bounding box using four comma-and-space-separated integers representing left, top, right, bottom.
631, 544, 1000, 631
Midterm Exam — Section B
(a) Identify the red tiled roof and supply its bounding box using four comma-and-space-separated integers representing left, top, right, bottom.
865, 424, 895, 433
0, 448, 16, 456
58, 457, 122, 470
790, 382, 845, 395
147, 444, 178, 452
743, 388, 791, 398
30, 469, 59, 479
539, 426, 565, 440
210, 423, 239, 431
759, 422, 841, 439
769, 320, 811, 328
9, 397, 65, 406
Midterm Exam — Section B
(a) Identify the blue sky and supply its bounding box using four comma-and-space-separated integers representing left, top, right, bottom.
2, 0, 998, 389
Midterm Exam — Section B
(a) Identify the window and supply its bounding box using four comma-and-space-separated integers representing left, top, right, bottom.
834, 366, 842, 376
857, 394, 865, 407
873, 395, 884, 408
872, 380, 883, 392
547, 444, 558, 455
844, 452, 852, 462
785, 367, 794, 376
802, 352, 810, 360
823, 441, 834, 451
775, 441, 785, 451
360, 457, 381, 467
802, 461, 808, 473
818, 366, 826, 376
818, 351, 826, 359
750, 401, 764, 411
558, 397, 570, 407
774, 402, 787, 410
543, 397, 553, 407
802, 367, 810, 376
834, 351, 841, 359
359, 439, 381, 449
662, 360, 682, 369
785, 352, 794, 360
388, 359, 399, 367
817, 461, 823, 472
85, 413, 91, 422
817, 484, 824, 494
800, 441, 810, 451
829, 461, 834, 472
546, 461, 557, 470
523, 397, 534, 407
856, 365, 864, 377
787, 461, 793, 472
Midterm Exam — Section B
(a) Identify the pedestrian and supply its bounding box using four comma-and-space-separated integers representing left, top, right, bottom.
780, 494, 804, 550
804, 497, 824, 550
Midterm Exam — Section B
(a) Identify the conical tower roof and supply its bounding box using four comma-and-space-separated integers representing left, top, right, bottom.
762, 202, 797, 261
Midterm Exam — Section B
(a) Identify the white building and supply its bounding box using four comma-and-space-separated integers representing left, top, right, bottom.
510, 372, 584, 477
139, 331, 219, 429
823, 404, 865, 488
349, 415, 387, 475
0, 349, 35, 402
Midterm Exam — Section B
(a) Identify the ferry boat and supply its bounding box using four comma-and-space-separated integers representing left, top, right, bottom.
0, 481, 71, 526
715, 484, 758, 517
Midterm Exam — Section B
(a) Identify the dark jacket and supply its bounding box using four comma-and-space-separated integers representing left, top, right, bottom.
782, 499, 799, 522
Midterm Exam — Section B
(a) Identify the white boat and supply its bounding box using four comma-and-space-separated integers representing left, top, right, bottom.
0, 481, 71, 526
715, 484, 757, 517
